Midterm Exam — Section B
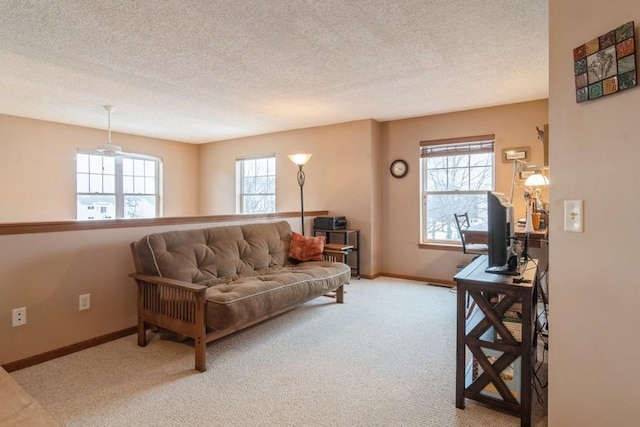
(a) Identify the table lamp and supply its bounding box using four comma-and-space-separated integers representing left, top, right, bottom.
523, 172, 549, 231
524, 173, 549, 212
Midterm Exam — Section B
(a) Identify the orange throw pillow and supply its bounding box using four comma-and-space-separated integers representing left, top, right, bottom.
288, 232, 326, 261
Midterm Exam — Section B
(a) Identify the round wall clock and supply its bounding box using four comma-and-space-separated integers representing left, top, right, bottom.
390, 159, 408, 178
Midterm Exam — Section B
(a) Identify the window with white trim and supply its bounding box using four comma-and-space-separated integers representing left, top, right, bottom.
420, 136, 494, 244
236, 155, 276, 214
76, 151, 162, 220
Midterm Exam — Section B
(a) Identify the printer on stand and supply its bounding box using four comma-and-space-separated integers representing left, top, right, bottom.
312, 216, 359, 278
313, 216, 347, 230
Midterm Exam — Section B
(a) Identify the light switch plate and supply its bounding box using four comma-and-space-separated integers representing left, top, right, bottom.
564, 200, 584, 232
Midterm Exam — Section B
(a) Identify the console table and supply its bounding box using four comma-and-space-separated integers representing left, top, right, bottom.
312, 229, 360, 278
462, 225, 548, 248
454, 255, 538, 427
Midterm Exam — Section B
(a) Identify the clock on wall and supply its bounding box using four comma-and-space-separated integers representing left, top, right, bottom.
390, 159, 408, 178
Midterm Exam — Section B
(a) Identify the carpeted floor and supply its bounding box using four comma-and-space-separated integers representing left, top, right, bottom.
11, 277, 548, 426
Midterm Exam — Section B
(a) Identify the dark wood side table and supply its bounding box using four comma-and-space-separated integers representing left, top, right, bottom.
454, 255, 538, 427
313, 229, 360, 278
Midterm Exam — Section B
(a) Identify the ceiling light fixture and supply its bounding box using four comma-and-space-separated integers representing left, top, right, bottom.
96, 105, 123, 155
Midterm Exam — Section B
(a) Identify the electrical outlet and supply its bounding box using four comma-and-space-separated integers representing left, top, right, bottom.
79, 294, 91, 311
12, 307, 27, 327
564, 200, 584, 232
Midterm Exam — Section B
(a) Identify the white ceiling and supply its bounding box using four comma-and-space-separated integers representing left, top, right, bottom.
0, 1, 548, 144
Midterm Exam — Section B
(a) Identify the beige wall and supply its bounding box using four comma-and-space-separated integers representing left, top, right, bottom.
1, 102, 549, 367
549, 3, 640, 424
198, 103, 548, 283
380, 100, 548, 282
0, 217, 302, 365
0, 114, 199, 222
198, 120, 380, 277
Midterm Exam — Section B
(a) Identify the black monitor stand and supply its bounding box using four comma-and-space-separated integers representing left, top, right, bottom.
485, 255, 520, 275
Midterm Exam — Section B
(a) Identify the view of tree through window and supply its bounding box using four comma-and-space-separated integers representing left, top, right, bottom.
76, 152, 161, 220
420, 138, 494, 243
238, 155, 276, 214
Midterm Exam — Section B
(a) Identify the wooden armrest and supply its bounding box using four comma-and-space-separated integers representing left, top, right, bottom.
129, 273, 207, 294
131, 272, 207, 353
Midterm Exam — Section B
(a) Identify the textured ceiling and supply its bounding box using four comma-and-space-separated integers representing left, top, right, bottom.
0, 1, 548, 144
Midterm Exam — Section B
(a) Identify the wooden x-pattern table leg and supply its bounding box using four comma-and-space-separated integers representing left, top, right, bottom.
468, 291, 520, 345
465, 290, 522, 404
466, 344, 520, 404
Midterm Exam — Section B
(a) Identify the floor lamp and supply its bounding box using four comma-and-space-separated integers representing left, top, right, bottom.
288, 153, 312, 235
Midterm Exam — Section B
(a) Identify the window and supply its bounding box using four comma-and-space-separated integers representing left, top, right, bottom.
237, 155, 276, 214
76, 152, 162, 220
420, 136, 494, 244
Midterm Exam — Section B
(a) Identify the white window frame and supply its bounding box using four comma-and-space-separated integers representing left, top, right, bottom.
420, 135, 495, 245
76, 150, 163, 220
236, 154, 276, 214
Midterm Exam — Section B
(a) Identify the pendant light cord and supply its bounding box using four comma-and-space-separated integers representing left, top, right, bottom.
104, 105, 113, 145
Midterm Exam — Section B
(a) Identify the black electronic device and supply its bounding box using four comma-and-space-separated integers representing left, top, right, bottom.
521, 233, 529, 262
313, 216, 347, 230
485, 191, 519, 275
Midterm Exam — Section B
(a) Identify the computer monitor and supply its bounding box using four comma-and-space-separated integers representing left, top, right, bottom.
485, 191, 518, 275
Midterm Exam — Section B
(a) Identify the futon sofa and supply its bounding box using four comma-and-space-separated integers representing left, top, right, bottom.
129, 220, 351, 371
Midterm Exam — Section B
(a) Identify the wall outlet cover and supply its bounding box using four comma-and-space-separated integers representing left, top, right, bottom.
79, 294, 91, 311
12, 307, 27, 327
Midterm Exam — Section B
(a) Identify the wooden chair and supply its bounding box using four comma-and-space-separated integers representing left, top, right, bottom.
454, 213, 489, 315
454, 213, 489, 255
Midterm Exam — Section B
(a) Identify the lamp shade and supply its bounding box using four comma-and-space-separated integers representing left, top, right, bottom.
524, 173, 549, 187
288, 153, 312, 165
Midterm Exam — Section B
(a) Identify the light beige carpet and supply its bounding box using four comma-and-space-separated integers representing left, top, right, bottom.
11, 277, 548, 426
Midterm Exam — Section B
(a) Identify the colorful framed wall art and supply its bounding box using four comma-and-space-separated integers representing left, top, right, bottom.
574, 21, 636, 103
